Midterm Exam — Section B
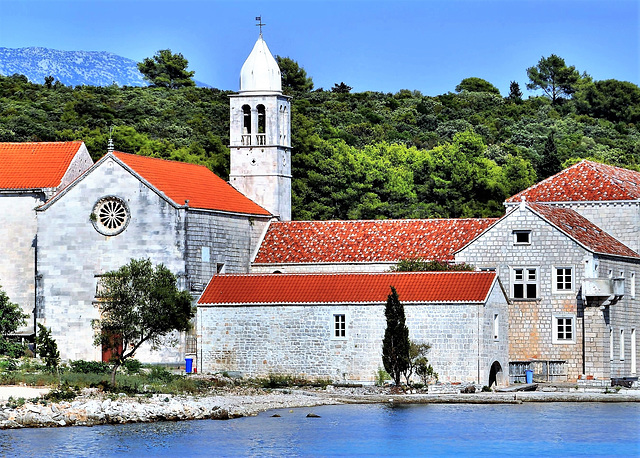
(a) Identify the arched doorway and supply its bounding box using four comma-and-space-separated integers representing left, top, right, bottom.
488, 361, 503, 387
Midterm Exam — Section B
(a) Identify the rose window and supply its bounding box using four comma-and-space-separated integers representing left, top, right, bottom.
92, 196, 130, 236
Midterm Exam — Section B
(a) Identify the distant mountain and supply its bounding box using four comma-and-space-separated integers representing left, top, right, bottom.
0, 47, 210, 88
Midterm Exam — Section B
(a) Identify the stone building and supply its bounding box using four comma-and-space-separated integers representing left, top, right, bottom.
197, 272, 509, 385
0, 141, 92, 337
456, 199, 640, 382
36, 151, 271, 362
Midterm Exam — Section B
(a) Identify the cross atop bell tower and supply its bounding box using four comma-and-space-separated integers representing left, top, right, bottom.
228, 28, 292, 220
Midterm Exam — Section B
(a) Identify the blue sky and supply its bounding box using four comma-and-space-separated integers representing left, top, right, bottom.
0, 0, 638, 96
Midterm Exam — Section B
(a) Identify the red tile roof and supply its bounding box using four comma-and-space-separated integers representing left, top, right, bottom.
113, 152, 270, 215
253, 219, 496, 264
529, 203, 640, 258
508, 160, 640, 203
0, 142, 84, 189
198, 271, 497, 305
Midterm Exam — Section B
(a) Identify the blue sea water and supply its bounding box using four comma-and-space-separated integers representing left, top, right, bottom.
1, 402, 639, 457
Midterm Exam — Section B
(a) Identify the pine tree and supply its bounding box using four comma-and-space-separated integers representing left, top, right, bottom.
507, 81, 523, 103
539, 131, 561, 179
382, 286, 410, 386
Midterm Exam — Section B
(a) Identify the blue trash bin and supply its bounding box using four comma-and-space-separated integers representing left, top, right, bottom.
185, 358, 193, 374
525, 369, 533, 384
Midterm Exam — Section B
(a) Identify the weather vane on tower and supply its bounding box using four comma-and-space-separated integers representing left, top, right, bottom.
255, 16, 265, 34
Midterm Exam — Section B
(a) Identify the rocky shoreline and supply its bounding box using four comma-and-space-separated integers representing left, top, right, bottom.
1, 385, 639, 429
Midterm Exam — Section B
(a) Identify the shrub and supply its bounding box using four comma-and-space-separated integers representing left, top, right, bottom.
375, 367, 391, 386
123, 359, 142, 374
35, 324, 60, 372
44, 384, 78, 402
69, 360, 110, 374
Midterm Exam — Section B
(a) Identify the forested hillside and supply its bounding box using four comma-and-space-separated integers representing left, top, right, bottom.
1, 59, 639, 220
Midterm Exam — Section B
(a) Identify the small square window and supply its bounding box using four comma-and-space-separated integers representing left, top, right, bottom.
555, 267, 573, 292
333, 314, 346, 338
553, 315, 576, 344
513, 230, 531, 245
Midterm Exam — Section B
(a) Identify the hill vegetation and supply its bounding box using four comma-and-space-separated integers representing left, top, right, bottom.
0, 54, 639, 220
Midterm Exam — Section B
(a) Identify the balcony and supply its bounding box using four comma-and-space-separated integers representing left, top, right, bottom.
241, 134, 251, 146
582, 277, 624, 306
256, 134, 266, 146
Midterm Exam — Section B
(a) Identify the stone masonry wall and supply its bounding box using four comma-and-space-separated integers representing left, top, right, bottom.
185, 211, 271, 293
198, 294, 509, 385
506, 201, 640, 253
457, 205, 590, 380
596, 256, 640, 379
0, 192, 43, 335
37, 157, 187, 363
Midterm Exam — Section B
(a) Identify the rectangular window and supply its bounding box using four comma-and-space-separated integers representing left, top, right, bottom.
493, 313, 499, 340
631, 329, 637, 375
513, 230, 531, 245
555, 267, 573, 292
201, 246, 210, 263
620, 329, 625, 361
631, 273, 636, 298
216, 263, 226, 274
553, 315, 576, 344
610, 328, 614, 361
333, 314, 346, 338
513, 267, 538, 299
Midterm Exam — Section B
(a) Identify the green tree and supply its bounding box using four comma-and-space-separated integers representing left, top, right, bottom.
137, 49, 195, 89
405, 341, 437, 385
577, 79, 640, 124
391, 259, 474, 272
93, 258, 194, 385
539, 131, 561, 179
455, 77, 500, 95
0, 285, 28, 357
331, 82, 352, 93
276, 56, 314, 94
526, 54, 581, 104
382, 286, 410, 386
35, 323, 60, 372
507, 81, 523, 103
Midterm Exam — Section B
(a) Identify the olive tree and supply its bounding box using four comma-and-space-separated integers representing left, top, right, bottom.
93, 259, 194, 385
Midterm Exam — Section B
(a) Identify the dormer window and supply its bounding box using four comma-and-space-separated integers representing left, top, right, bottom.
513, 230, 531, 245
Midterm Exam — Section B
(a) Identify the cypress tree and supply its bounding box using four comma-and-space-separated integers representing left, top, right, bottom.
382, 286, 410, 386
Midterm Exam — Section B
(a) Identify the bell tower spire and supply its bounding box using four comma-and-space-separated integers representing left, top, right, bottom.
229, 26, 292, 220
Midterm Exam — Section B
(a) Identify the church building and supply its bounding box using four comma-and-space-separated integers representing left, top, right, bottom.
0, 31, 638, 387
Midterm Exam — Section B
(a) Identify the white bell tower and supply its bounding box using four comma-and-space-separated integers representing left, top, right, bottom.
229, 30, 291, 220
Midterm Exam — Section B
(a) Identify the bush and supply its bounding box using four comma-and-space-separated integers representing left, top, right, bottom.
44, 383, 78, 402
35, 324, 60, 372
69, 360, 110, 374
375, 367, 391, 386
146, 366, 175, 383
123, 359, 142, 374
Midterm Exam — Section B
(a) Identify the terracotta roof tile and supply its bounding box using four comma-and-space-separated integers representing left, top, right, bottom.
529, 203, 640, 258
198, 271, 497, 305
0, 142, 84, 189
112, 152, 270, 215
508, 160, 640, 203
254, 219, 496, 264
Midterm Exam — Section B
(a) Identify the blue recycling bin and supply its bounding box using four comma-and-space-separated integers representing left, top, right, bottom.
185, 357, 193, 374
525, 369, 533, 384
